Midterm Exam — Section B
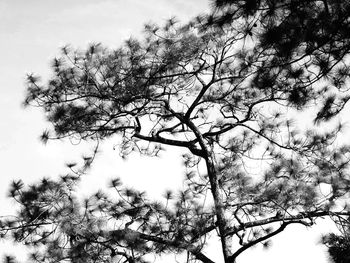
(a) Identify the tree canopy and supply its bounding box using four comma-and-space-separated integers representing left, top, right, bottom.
3, 0, 350, 262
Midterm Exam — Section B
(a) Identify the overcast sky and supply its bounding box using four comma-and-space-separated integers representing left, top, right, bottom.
0, 1, 338, 262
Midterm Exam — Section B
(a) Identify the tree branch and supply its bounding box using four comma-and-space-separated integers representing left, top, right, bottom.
106, 228, 215, 263
226, 210, 350, 237
228, 221, 311, 263
132, 132, 204, 157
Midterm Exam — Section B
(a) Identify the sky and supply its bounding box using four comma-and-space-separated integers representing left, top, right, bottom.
0, 1, 339, 262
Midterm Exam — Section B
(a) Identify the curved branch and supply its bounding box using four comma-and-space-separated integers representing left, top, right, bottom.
133, 132, 204, 157
107, 228, 215, 263
226, 210, 350, 236
228, 221, 311, 263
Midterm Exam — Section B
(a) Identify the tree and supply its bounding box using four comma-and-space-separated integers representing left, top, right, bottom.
2, 1, 350, 262
322, 214, 350, 263
323, 233, 350, 263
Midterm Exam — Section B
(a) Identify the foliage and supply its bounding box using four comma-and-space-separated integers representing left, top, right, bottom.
3, 1, 350, 262
322, 216, 350, 263
323, 233, 350, 263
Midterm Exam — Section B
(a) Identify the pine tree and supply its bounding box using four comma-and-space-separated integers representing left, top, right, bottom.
2, 1, 350, 262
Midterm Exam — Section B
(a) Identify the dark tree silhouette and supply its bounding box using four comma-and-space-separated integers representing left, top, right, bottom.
323, 233, 350, 263
2, 1, 350, 262
322, 214, 350, 263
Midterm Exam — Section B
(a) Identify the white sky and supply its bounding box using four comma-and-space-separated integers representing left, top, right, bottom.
0, 1, 339, 262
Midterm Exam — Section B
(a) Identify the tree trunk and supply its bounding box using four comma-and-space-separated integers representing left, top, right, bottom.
205, 154, 232, 262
